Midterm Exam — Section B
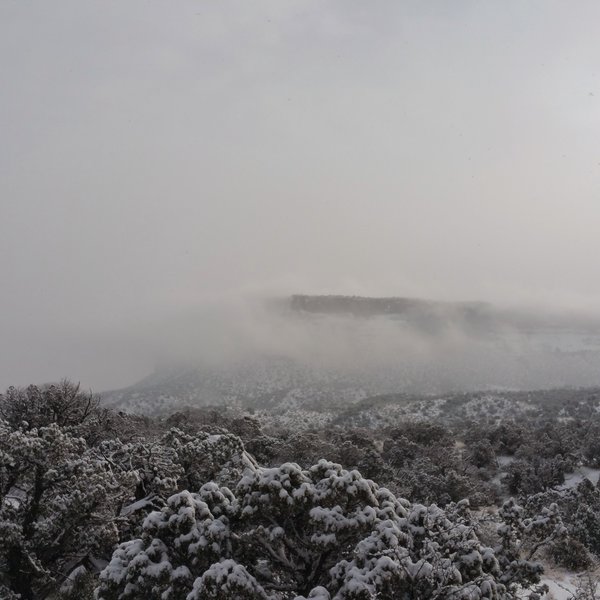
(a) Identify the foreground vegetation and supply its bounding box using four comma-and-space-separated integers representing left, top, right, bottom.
2, 381, 600, 598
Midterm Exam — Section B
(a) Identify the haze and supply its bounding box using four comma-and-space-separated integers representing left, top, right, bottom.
2, 1, 600, 391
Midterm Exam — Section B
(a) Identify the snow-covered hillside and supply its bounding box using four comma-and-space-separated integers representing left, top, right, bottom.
102, 298, 600, 417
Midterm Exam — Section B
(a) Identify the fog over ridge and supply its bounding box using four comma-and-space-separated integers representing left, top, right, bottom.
2, 1, 600, 390
95, 293, 600, 402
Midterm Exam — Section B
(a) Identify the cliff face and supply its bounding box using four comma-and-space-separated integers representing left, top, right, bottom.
289, 294, 494, 333
288, 295, 600, 333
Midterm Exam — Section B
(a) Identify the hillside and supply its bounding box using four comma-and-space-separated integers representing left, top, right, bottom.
102, 295, 600, 416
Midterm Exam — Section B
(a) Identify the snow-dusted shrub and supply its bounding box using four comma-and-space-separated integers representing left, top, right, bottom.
163, 427, 258, 489
0, 380, 112, 445
188, 559, 270, 599
523, 479, 600, 558
494, 498, 566, 594
97, 459, 534, 600
503, 456, 568, 496
550, 537, 592, 571
0, 421, 122, 599
96, 437, 182, 502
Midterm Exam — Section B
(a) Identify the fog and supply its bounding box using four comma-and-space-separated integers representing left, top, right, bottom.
2, 1, 600, 391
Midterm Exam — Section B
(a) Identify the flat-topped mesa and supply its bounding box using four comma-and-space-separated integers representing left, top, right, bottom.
289, 294, 491, 325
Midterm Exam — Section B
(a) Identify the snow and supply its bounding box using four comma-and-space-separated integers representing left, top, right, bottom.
4, 485, 27, 509
559, 467, 600, 490
120, 495, 156, 516
497, 455, 515, 467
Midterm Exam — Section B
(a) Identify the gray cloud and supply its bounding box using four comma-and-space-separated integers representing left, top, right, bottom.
2, 1, 600, 389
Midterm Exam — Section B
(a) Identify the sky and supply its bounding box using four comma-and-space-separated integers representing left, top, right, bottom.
1, 1, 600, 390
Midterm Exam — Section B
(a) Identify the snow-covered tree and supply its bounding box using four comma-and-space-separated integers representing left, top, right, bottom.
494, 498, 566, 595
97, 458, 532, 600
0, 421, 121, 598
0, 380, 112, 445
163, 427, 258, 489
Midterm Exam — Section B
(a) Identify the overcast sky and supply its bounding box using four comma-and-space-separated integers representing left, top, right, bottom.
2, 1, 600, 390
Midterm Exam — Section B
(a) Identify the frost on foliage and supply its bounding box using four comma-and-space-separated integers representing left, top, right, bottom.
0, 381, 112, 445
0, 420, 122, 598
188, 559, 269, 599
163, 428, 258, 489
95, 436, 183, 538
495, 498, 565, 594
295, 586, 331, 600
97, 455, 529, 600
97, 485, 235, 599
329, 498, 506, 600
